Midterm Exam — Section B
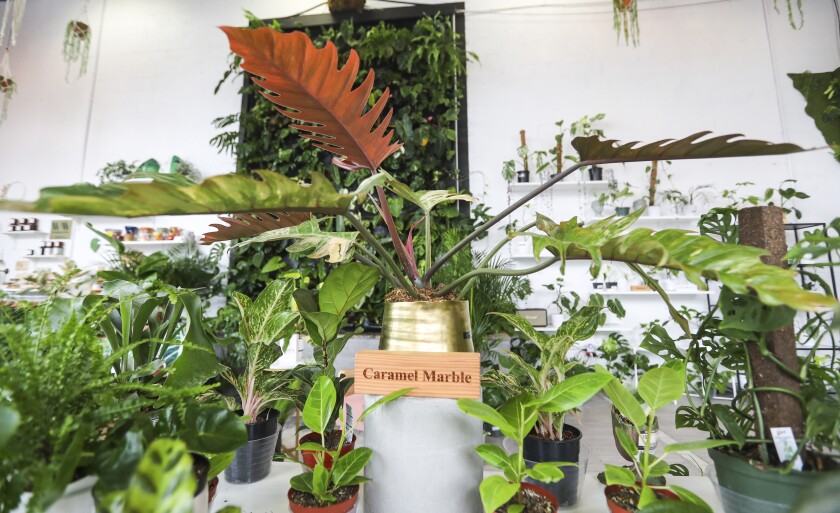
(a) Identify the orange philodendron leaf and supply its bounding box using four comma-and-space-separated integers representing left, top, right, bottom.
201, 211, 312, 244
221, 26, 403, 172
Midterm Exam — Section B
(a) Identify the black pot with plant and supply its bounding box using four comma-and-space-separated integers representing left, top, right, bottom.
225, 408, 280, 484
588, 165, 604, 181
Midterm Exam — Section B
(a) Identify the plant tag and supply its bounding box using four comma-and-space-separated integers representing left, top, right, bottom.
638, 430, 658, 453
344, 403, 354, 436
770, 427, 803, 471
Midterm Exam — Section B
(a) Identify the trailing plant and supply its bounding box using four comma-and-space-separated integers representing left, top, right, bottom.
0, 49, 16, 122
600, 332, 651, 384
613, 0, 640, 47
62, 18, 91, 81
597, 180, 634, 210
774, 0, 804, 29
600, 363, 736, 512
721, 179, 810, 219
290, 376, 411, 507
97, 160, 137, 184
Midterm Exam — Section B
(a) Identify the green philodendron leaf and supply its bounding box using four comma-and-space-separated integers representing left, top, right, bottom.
498, 394, 540, 443
456, 398, 514, 435
290, 472, 314, 494
0, 405, 20, 448
527, 462, 569, 483
615, 427, 638, 460
539, 372, 612, 413
666, 486, 713, 513
357, 387, 413, 423
638, 497, 709, 513
208, 452, 235, 481
719, 287, 796, 334
0, 171, 354, 217
331, 447, 373, 487
648, 460, 672, 477
181, 404, 247, 454
92, 430, 144, 489
384, 173, 475, 213
638, 486, 659, 510
533, 217, 837, 313
301, 311, 341, 347
164, 292, 226, 389
475, 444, 513, 473
604, 464, 637, 488
598, 368, 646, 428
303, 376, 337, 436
572, 131, 807, 164
312, 464, 331, 500
638, 366, 685, 411
124, 439, 195, 513
710, 404, 746, 448
479, 475, 519, 513
319, 262, 380, 318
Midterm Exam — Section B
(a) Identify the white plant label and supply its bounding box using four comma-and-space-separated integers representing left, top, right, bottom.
638, 430, 658, 454
344, 403, 354, 437
770, 427, 803, 471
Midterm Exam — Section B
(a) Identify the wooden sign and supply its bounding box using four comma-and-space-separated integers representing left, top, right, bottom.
354, 350, 481, 399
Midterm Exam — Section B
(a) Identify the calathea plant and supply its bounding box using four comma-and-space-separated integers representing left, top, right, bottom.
289, 376, 411, 510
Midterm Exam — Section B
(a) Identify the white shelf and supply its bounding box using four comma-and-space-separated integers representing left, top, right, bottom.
25, 255, 68, 260
598, 290, 711, 296
3, 230, 48, 236
535, 324, 632, 333
587, 215, 701, 223
122, 240, 181, 246
510, 180, 610, 192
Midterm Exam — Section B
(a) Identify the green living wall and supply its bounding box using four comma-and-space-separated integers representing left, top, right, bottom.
210, 12, 480, 329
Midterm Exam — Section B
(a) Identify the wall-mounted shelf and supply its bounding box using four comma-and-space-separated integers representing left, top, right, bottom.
598, 290, 712, 296
510, 180, 610, 193
122, 240, 182, 246
587, 215, 701, 223
3, 231, 48, 236
25, 255, 68, 260
535, 325, 633, 333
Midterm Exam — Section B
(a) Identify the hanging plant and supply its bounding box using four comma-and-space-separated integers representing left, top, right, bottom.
0, 51, 15, 122
774, 0, 804, 29
613, 0, 640, 47
63, 19, 91, 80
0, 0, 27, 48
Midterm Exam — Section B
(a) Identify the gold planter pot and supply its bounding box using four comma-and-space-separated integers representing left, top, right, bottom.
379, 300, 473, 353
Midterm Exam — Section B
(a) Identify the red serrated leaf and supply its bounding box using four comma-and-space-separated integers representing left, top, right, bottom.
221, 27, 403, 172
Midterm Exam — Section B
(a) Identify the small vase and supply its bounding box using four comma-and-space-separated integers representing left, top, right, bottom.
591, 201, 604, 216
632, 199, 646, 212
646, 205, 661, 217
516, 170, 530, 183
615, 207, 630, 217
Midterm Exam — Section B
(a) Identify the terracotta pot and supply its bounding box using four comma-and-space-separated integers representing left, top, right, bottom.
288, 487, 359, 513
495, 482, 558, 513
604, 484, 679, 513
300, 431, 356, 469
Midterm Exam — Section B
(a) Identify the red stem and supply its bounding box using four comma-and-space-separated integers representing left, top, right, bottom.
375, 184, 418, 282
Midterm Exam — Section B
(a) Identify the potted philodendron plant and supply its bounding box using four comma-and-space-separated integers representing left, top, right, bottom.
292, 262, 380, 469
484, 308, 616, 506
289, 376, 411, 513
3, 26, 838, 513
599, 364, 736, 513
221, 279, 300, 484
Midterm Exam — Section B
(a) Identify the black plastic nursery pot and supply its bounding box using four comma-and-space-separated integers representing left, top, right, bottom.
517, 170, 530, 183
224, 408, 280, 484
708, 447, 834, 513
588, 166, 603, 181
523, 424, 582, 507
614, 207, 630, 217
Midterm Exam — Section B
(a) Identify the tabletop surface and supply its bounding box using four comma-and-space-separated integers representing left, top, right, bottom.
212, 462, 724, 513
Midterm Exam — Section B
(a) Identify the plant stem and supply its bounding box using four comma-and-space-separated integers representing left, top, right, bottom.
375, 184, 417, 280
435, 256, 562, 297
455, 221, 538, 300
424, 163, 582, 283
343, 212, 419, 298
425, 212, 432, 286
353, 249, 402, 290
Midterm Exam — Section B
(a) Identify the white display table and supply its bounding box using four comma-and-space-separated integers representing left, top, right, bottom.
212, 462, 724, 513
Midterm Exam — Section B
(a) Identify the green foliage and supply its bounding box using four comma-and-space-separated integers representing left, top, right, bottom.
458, 394, 574, 513
600, 332, 651, 383
210, 14, 474, 324
290, 376, 411, 506
97, 160, 137, 185
600, 366, 733, 511
789, 67, 839, 162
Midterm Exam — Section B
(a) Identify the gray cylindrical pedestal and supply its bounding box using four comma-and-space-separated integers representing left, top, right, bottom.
363, 395, 483, 513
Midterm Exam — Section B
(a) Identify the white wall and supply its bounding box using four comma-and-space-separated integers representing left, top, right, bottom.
0, 0, 838, 326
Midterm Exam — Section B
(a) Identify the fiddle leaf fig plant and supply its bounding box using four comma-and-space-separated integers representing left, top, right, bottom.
600, 364, 736, 512
291, 376, 412, 506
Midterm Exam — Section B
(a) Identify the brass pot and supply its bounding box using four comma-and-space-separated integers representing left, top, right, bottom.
380, 301, 473, 353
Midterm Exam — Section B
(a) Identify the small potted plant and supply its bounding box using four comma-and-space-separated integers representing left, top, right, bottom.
685, 183, 714, 214
289, 376, 411, 512
599, 363, 735, 512
644, 161, 662, 216
221, 279, 301, 484
502, 130, 533, 183
661, 188, 689, 216
457, 393, 572, 513
606, 180, 634, 216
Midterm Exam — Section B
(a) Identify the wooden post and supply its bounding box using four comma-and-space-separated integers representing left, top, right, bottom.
738, 206, 804, 438
519, 129, 529, 171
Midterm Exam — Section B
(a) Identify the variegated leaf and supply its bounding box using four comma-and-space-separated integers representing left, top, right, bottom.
234, 219, 358, 264
202, 211, 312, 244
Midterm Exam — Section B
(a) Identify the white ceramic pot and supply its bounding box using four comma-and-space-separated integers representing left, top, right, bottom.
13, 476, 97, 513
646, 205, 661, 217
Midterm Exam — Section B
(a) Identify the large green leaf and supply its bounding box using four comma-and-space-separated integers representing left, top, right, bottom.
534, 216, 837, 312
539, 372, 612, 413
498, 394, 540, 443
319, 262, 380, 318
572, 131, 806, 164
479, 475, 519, 513
789, 69, 840, 162
638, 366, 685, 411
475, 444, 515, 479
303, 376, 337, 436
662, 439, 736, 455
233, 219, 359, 264
490, 312, 548, 350
604, 464, 636, 487
0, 405, 19, 449
456, 398, 514, 434
0, 171, 353, 217
331, 447, 373, 487
598, 368, 646, 428
165, 292, 226, 389
181, 404, 247, 454
385, 174, 475, 213
242, 279, 297, 346
124, 439, 195, 513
